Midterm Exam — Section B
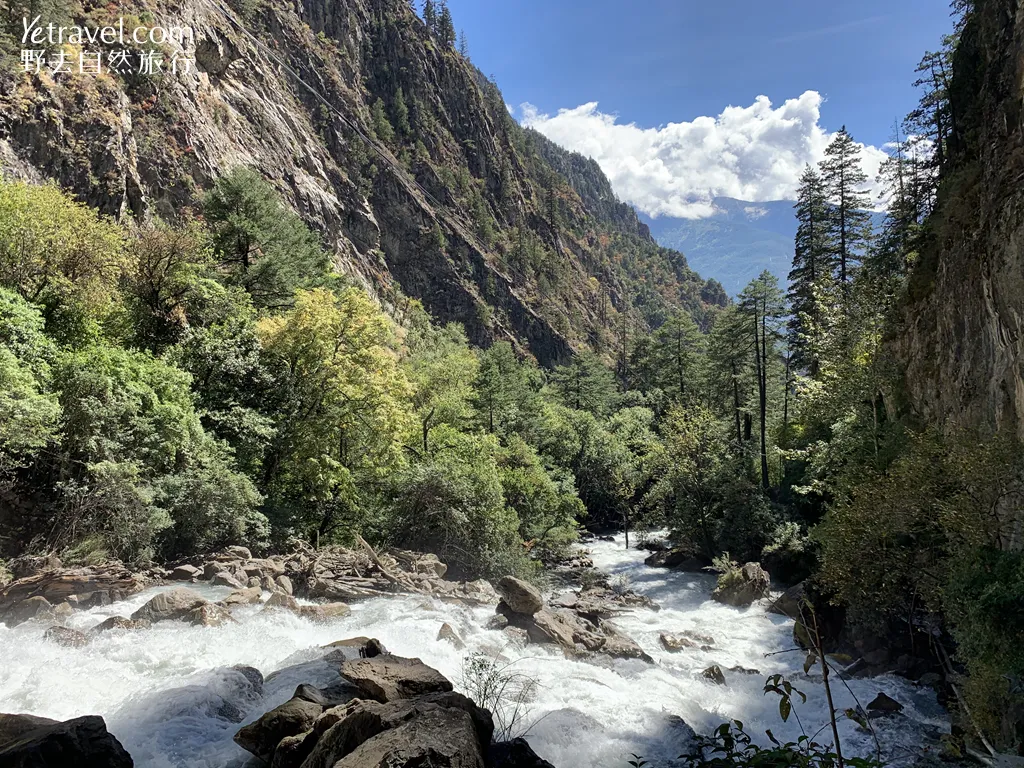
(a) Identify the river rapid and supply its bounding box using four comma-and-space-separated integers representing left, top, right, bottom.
0, 535, 947, 767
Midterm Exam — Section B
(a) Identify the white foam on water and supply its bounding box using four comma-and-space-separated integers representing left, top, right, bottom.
0, 536, 947, 767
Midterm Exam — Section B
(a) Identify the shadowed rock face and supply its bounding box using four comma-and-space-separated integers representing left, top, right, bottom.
0, 715, 134, 768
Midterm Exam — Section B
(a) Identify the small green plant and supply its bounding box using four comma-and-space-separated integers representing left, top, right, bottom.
680, 719, 884, 768
460, 653, 539, 741
627, 754, 648, 768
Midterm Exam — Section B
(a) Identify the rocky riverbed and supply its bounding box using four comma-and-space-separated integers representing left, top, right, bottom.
0, 536, 949, 767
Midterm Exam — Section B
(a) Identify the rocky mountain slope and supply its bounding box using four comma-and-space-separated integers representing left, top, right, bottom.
0, 0, 724, 363
894, 0, 1024, 440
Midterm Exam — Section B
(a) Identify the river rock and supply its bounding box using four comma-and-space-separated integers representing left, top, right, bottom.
276, 575, 294, 595
701, 665, 726, 685
339, 655, 453, 702
0, 714, 59, 749
297, 602, 351, 622
867, 692, 903, 713
91, 615, 151, 633
131, 587, 208, 623
659, 632, 698, 651
169, 564, 201, 581
203, 561, 229, 580
488, 738, 556, 768
437, 622, 465, 648
0, 714, 133, 767
644, 545, 709, 571
768, 581, 806, 619
270, 730, 315, 768
3, 596, 54, 627
221, 545, 253, 561
187, 602, 235, 627
597, 621, 654, 662
496, 577, 544, 615
0, 566, 144, 623
300, 693, 491, 768
485, 614, 509, 630
44, 625, 89, 648
323, 637, 388, 663
234, 696, 323, 760
711, 563, 770, 607
211, 571, 246, 589
223, 586, 263, 606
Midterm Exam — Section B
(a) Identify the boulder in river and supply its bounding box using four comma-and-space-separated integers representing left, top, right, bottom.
44, 625, 89, 648
711, 563, 770, 607
0, 714, 133, 767
339, 655, 454, 702
496, 576, 544, 615
222, 587, 262, 606
131, 587, 208, 623
768, 581, 806, 619
3, 595, 54, 627
659, 632, 698, 651
234, 695, 323, 760
437, 622, 466, 648
701, 665, 726, 685
488, 737, 556, 768
169, 564, 201, 581
867, 692, 904, 714
644, 544, 710, 572
91, 615, 151, 633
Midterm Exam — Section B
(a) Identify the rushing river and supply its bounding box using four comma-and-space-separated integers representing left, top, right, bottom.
0, 536, 947, 767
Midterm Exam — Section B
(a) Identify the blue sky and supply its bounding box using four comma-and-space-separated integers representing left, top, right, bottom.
444, 0, 955, 216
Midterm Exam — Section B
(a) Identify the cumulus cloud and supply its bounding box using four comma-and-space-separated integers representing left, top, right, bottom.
519, 91, 889, 219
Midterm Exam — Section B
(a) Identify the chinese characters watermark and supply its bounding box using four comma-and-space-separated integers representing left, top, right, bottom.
18, 15, 197, 77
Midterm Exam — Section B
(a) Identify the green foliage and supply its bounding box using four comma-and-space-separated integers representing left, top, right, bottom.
548, 350, 618, 416
202, 168, 329, 309
0, 180, 129, 340
372, 97, 396, 145
385, 428, 529, 580
681, 720, 882, 768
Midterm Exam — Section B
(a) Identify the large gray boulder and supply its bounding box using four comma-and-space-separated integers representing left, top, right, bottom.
130, 587, 208, 623
496, 577, 543, 615
488, 738, 556, 768
711, 563, 770, 607
339, 656, 453, 702
0, 714, 133, 767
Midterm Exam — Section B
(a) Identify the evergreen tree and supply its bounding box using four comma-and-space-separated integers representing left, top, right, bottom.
422, 0, 437, 31
820, 127, 872, 285
650, 311, 704, 402
371, 98, 395, 145
548, 351, 617, 416
437, 0, 456, 47
458, 29, 469, 57
392, 87, 411, 138
788, 165, 833, 375
202, 168, 329, 310
738, 271, 786, 489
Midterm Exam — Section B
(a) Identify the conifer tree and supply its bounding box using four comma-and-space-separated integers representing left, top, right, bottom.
437, 1, 456, 47
422, 0, 437, 31
820, 127, 872, 285
788, 165, 832, 375
393, 87, 411, 138
458, 29, 469, 57
650, 311, 704, 401
738, 271, 786, 489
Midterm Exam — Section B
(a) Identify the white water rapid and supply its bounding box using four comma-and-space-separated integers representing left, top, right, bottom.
0, 536, 947, 767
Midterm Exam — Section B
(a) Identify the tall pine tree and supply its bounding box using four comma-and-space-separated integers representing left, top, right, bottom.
820, 127, 872, 285
788, 165, 832, 375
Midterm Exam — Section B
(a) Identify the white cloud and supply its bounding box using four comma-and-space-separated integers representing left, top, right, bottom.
519, 91, 889, 219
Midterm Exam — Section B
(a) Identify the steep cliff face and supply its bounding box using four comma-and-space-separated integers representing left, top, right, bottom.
0, 0, 721, 363
895, 0, 1024, 437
